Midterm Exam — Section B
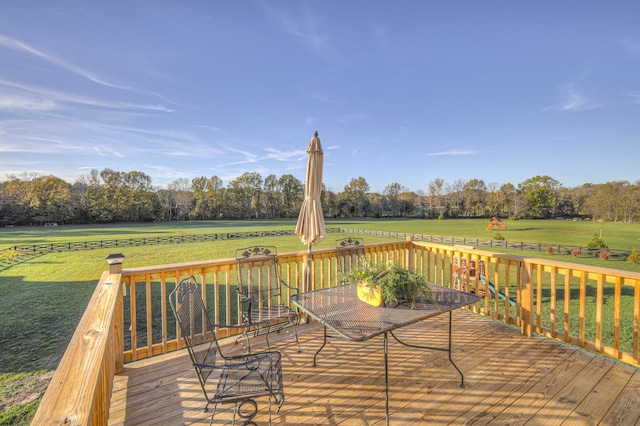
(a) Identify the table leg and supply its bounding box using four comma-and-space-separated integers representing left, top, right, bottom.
448, 310, 465, 388
384, 331, 389, 426
389, 311, 465, 387
313, 326, 328, 367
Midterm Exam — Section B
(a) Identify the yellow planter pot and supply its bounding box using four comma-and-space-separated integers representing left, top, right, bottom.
356, 281, 383, 307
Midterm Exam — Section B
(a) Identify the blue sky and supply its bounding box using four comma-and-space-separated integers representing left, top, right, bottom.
1, 1, 639, 193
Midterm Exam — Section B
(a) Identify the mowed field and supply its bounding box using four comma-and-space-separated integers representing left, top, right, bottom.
1, 218, 639, 425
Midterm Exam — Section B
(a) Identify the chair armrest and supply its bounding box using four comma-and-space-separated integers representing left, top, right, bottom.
222, 352, 278, 369
193, 352, 276, 371
235, 288, 253, 303
280, 279, 299, 294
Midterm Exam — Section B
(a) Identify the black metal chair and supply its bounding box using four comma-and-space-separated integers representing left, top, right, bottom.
336, 237, 365, 275
235, 246, 301, 353
169, 276, 285, 426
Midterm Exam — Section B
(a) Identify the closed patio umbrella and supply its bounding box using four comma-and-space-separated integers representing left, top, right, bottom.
295, 131, 326, 292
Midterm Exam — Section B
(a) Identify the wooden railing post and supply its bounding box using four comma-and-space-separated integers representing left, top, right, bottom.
106, 253, 125, 373
406, 236, 414, 271
520, 259, 534, 337
106, 252, 125, 274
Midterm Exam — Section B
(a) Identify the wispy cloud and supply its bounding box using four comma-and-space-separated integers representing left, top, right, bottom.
0, 33, 131, 90
218, 146, 259, 166
261, 5, 334, 59
0, 79, 172, 112
626, 91, 640, 104
0, 134, 85, 154
94, 146, 125, 158
197, 124, 221, 132
282, 19, 332, 58
264, 147, 306, 162
138, 165, 185, 183
0, 94, 57, 111
305, 116, 320, 125
427, 149, 474, 157
337, 111, 372, 124
374, 25, 392, 51
621, 37, 640, 57
304, 91, 344, 104
218, 145, 305, 167
544, 84, 601, 112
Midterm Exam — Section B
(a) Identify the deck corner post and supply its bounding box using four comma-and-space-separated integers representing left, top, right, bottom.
115, 277, 125, 374
106, 253, 125, 274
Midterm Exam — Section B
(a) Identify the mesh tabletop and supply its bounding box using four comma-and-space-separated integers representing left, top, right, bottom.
290, 284, 482, 341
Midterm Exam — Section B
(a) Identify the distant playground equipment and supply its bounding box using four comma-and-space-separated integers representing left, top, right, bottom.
452, 256, 479, 294
478, 260, 516, 307
452, 256, 516, 306
486, 216, 506, 231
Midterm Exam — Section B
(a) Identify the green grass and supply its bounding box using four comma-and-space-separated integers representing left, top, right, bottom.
2, 218, 636, 249
1, 218, 639, 425
337, 218, 640, 273
0, 221, 400, 425
338, 217, 639, 250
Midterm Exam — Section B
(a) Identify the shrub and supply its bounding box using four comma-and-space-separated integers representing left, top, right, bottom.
599, 250, 610, 261
571, 249, 581, 258
494, 232, 505, 240
587, 233, 608, 249
438, 213, 445, 220
627, 249, 640, 265
0, 248, 18, 260
546, 245, 554, 254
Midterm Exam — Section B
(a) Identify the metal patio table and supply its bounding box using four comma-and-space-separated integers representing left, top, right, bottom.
290, 284, 481, 425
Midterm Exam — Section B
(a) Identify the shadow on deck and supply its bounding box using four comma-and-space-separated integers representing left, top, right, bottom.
109, 310, 640, 425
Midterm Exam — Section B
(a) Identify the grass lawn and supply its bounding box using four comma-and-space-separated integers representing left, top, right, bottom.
1, 218, 639, 425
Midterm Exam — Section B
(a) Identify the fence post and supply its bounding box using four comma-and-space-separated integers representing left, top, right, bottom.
520, 259, 534, 337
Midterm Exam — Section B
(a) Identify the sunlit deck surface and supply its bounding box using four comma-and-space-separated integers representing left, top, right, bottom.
109, 310, 640, 425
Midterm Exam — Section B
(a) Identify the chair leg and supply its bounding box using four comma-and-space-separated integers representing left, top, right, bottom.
264, 327, 272, 352
208, 403, 218, 426
287, 322, 301, 353
275, 391, 285, 413
235, 330, 252, 354
232, 399, 258, 426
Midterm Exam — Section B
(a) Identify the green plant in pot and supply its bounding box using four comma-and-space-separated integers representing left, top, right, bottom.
339, 257, 437, 308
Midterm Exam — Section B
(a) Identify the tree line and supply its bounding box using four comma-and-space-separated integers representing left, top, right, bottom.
1, 169, 638, 226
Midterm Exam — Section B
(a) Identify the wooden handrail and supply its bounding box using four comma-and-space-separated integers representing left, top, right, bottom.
31, 270, 124, 425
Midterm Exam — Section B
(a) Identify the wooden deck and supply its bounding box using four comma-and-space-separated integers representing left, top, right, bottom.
108, 310, 640, 425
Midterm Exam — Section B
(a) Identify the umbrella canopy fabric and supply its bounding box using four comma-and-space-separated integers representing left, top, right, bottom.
295, 131, 326, 246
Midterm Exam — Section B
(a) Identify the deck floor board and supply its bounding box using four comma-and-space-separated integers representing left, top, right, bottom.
109, 310, 639, 425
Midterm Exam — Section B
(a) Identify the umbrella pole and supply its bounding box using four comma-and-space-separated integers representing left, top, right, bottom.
306, 244, 312, 293
300, 243, 312, 325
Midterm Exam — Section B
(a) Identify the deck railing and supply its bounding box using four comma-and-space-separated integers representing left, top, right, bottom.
411, 241, 640, 364
30, 268, 124, 425
32, 239, 640, 425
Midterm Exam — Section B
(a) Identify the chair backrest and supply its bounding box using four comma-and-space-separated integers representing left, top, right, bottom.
235, 246, 284, 306
169, 276, 221, 380
336, 237, 365, 274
